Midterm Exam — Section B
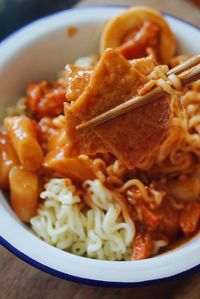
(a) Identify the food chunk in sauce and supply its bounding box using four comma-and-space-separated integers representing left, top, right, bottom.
65, 108, 106, 156
130, 55, 156, 75
65, 48, 169, 168
118, 21, 160, 60
27, 80, 66, 118
65, 65, 93, 102
43, 147, 95, 181
65, 64, 106, 156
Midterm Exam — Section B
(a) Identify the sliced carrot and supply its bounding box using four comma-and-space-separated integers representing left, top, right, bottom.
140, 204, 160, 229
132, 231, 154, 260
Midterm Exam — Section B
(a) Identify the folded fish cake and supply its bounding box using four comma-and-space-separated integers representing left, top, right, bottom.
65, 49, 169, 168
65, 64, 106, 156
65, 108, 106, 157
65, 48, 146, 157
100, 6, 175, 64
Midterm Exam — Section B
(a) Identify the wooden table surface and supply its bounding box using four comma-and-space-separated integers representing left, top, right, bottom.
1, 1, 200, 298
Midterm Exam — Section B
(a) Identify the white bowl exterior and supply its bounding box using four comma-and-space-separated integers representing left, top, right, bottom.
0, 7, 200, 284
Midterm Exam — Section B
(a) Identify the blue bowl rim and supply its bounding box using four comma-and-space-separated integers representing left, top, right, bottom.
1, 235, 200, 288
0, 4, 199, 287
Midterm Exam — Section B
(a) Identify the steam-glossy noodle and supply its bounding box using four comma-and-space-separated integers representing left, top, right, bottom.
31, 179, 134, 260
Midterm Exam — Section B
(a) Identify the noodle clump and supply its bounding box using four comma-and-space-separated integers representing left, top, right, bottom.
31, 178, 134, 260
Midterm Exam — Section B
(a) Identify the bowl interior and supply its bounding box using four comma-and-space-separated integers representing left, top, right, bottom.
0, 6, 200, 286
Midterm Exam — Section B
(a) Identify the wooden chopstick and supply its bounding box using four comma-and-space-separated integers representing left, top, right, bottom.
178, 63, 200, 85
167, 54, 200, 75
76, 55, 200, 131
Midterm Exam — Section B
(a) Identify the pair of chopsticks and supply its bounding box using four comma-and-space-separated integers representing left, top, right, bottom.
76, 54, 200, 131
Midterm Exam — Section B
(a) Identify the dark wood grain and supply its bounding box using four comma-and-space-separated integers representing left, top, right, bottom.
171, 274, 200, 299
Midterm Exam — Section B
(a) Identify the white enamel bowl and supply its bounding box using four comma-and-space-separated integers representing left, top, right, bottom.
0, 6, 200, 287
